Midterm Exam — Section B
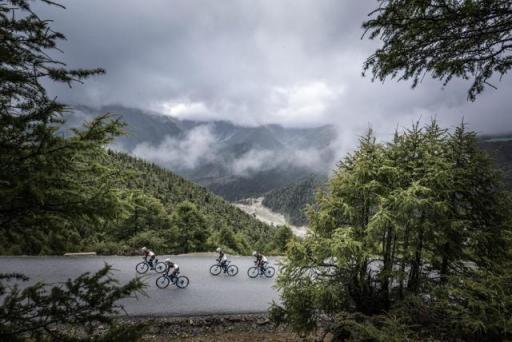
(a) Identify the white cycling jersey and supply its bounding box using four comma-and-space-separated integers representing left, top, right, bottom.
148, 251, 155, 257
262, 256, 268, 263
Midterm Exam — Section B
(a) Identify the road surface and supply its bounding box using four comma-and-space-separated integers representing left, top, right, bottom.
0, 255, 281, 316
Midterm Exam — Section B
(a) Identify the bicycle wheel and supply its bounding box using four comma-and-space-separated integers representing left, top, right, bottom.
176, 276, 189, 289
209, 264, 221, 276
155, 262, 167, 273
136, 262, 149, 274
227, 265, 239, 276
247, 266, 259, 278
156, 275, 170, 289
265, 266, 275, 278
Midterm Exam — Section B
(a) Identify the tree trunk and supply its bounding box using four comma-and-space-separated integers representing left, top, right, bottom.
399, 224, 410, 299
408, 226, 424, 293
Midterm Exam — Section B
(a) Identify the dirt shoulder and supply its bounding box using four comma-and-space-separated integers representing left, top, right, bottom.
122, 314, 309, 341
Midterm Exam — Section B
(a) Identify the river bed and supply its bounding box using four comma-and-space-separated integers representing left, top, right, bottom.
233, 197, 308, 237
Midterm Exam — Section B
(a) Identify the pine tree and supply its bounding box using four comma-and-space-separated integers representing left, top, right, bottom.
170, 201, 210, 254
0, 0, 126, 254
271, 121, 512, 340
363, 0, 512, 100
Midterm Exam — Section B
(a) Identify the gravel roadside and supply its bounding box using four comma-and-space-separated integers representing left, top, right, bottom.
121, 314, 309, 341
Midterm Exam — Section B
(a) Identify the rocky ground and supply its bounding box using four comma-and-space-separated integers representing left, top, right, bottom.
233, 197, 308, 237
122, 314, 315, 341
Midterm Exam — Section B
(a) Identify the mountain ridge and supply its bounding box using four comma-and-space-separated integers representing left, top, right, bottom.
67, 105, 336, 200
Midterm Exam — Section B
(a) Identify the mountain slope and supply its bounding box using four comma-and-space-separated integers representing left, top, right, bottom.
103, 151, 275, 253
67, 105, 336, 200
479, 136, 512, 189
109, 151, 271, 237
262, 174, 327, 226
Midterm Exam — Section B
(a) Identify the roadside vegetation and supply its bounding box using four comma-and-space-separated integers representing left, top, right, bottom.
271, 122, 512, 340
271, 1, 512, 339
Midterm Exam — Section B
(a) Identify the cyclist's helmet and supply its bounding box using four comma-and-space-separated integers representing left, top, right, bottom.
141, 246, 148, 252
216, 247, 222, 253
252, 251, 257, 256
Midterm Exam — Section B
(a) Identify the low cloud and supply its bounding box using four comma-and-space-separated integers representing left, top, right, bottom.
130, 124, 334, 178
231, 147, 331, 177
41, 1, 512, 140
132, 125, 217, 169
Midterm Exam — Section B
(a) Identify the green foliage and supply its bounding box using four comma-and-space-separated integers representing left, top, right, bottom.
363, 0, 512, 100
0, 0, 127, 255
0, 265, 146, 341
271, 121, 512, 340
127, 230, 169, 253
263, 175, 327, 226
169, 201, 209, 254
267, 225, 295, 254
98, 152, 274, 255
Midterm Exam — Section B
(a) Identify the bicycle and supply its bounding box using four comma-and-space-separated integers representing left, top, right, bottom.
135, 257, 166, 274
247, 262, 275, 278
209, 260, 239, 276
156, 270, 190, 289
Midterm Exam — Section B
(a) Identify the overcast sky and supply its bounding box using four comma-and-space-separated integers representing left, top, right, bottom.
42, 0, 512, 145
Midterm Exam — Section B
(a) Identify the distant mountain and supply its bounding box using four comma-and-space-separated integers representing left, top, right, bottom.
67, 105, 336, 200
262, 174, 327, 226
479, 135, 512, 189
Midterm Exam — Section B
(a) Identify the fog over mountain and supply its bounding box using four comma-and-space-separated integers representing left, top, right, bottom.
40, 0, 511, 160
69, 106, 336, 200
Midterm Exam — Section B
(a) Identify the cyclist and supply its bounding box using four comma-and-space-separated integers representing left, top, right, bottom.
164, 258, 180, 278
141, 246, 156, 269
252, 251, 268, 272
216, 247, 228, 270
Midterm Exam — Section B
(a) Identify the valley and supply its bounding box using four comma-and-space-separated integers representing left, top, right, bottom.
67, 105, 334, 201
233, 198, 308, 237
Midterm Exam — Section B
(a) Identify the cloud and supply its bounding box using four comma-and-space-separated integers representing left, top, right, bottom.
132, 125, 217, 169
160, 101, 210, 119
231, 146, 332, 177
38, 0, 512, 147
271, 81, 342, 126
231, 150, 277, 176
129, 122, 333, 177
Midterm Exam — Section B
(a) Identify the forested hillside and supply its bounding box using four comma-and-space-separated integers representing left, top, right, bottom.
99, 151, 278, 255
262, 175, 327, 226
479, 136, 512, 189
67, 106, 335, 201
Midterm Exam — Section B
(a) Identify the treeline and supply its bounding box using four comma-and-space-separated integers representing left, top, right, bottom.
93, 151, 293, 255
0, 0, 293, 257
264, 138, 512, 228
262, 175, 326, 226
272, 121, 512, 340
0, 133, 294, 256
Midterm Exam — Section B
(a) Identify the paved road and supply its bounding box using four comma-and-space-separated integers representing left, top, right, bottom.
0, 255, 281, 316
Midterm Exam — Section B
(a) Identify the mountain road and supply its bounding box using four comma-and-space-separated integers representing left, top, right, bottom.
0, 255, 281, 316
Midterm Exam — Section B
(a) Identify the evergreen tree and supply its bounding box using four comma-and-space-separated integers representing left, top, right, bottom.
363, 0, 512, 100
0, 0, 125, 254
170, 201, 209, 254
271, 121, 512, 340
0, 265, 146, 341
